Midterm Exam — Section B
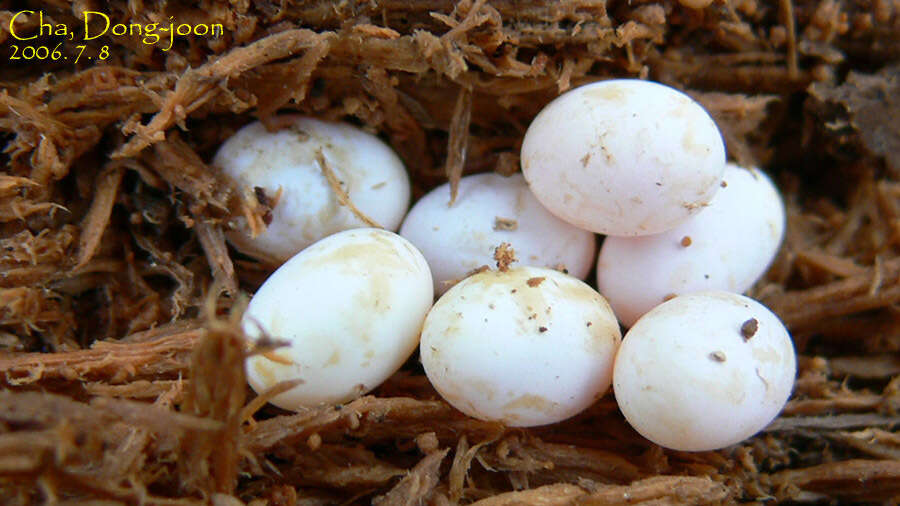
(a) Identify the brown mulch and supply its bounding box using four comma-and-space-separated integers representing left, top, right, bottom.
1, 0, 899, 504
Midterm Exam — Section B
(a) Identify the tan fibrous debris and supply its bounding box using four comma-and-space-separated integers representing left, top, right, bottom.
316, 149, 383, 229
493, 242, 517, 272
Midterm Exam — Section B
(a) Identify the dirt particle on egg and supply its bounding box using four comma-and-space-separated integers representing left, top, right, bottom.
493, 242, 517, 272
586, 321, 592, 327
494, 217, 518, 231
741, 318, 759, 340
683, 201, 708, 211
721, 180, 728, 188
527, 276, 546, 287
680, 236, 692, 247
580, 152, 591, 167
254, 186, 270, 206
551, 263, 569, 274
539, 326, 548, 332
663, 293, 677, 302
709, 351, 727, 362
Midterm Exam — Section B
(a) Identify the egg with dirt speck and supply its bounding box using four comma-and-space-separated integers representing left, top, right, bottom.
399, 172, 596, 296
243, 228, 433, 410
420, 266, 621, 427
214, 116, 410, 264
520, 79, 726, 236
597, 163, 786, 327
613, 291, 796, 451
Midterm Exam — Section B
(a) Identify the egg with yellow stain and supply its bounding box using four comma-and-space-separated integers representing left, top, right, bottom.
420, 266, 621, 427
243, 228, 433, 410
520, 79, 725, 236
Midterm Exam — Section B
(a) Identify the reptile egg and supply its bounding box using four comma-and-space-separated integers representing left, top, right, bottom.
597, 164, 786, 327
420, 266, 621, 427
243, 228, 433, 410
520, 79, 726, 236
399, 172, 596, 295
214, 116, 411, 264
613, 292, 796, 451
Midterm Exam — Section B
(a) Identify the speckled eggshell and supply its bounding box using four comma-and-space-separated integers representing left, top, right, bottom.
420, 266, 621, 427
214, 117, 411, 264
597, 164, 786, 327
399, 172, 596, 295
520, 79, 726, 236
613, 292, 796, 451
243, 228, 433, 410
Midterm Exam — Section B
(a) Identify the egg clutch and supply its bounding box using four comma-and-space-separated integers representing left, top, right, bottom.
218, 79, 796, 452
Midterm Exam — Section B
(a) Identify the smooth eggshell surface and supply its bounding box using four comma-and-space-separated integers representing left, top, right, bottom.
597, 164, 785, 327
243, 228, 433, 410
214, 117, 410, 264
613, 292, 796, 451
421, 266, 621, 427
521, 79, 726, 236
399, 172, 596, 295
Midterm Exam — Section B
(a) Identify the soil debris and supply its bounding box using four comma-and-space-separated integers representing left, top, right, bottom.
493, 243, 516, 272
741, 318, 759, 340
493, 217, 518, 231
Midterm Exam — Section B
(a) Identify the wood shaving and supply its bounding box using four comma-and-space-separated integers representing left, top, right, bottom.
316, 149, 383, 229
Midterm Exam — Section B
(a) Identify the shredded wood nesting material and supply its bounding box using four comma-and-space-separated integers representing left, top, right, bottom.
0, 0, 899, 503
316, 149, 383, 229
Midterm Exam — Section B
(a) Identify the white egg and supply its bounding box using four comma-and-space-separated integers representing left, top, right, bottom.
597, 164, 786, 327
214, 116, 411, 264
399, 172, 596, 295
243, 228, 433, 410
420, 266, 621, 427
520, 79, 726, 236
613, 292, 796, 451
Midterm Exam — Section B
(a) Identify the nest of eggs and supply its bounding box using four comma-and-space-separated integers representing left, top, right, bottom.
1, 0, 899, 503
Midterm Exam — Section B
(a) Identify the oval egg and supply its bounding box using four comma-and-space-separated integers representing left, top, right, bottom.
243, 228, 433, 410
613, 292, 796, 451
400, 172, 596, 295
421, 266, 621, 427
521, 79, 726, 236
214, 116, 411, 264
597, 164, 786, 327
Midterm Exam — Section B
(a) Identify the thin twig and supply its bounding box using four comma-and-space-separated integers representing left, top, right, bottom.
315, 149, 382, 228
